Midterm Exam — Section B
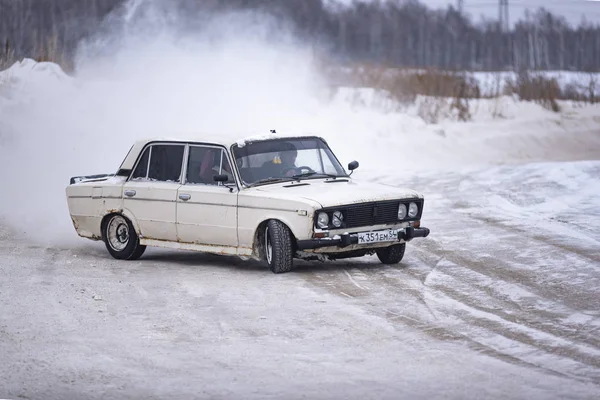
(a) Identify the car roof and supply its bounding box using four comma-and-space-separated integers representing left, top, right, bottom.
118, 133, 326, 172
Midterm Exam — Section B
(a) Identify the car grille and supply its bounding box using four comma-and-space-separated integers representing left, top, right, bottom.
317, 199, 424, 230
344, 201, 401, 228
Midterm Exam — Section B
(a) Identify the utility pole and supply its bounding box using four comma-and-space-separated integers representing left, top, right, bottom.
499, 0, 512, 70
457, 0, 464, 14
499, 0, 509, 32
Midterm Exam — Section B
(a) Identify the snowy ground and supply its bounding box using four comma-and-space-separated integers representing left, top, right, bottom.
2, 160, 600, 399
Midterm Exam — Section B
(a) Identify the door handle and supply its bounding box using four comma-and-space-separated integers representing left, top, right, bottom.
124, 190, 136, 197
179, 193, 191, 201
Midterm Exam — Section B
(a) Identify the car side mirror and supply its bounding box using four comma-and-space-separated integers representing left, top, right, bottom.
214, 174, 235, 192
214, 174, 229, 182
348, 160, 359, 175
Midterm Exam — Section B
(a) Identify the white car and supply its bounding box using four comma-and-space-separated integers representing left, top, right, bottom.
66, 134, 430, 273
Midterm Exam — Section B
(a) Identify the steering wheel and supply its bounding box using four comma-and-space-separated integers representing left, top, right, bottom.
282, 165, 315, 177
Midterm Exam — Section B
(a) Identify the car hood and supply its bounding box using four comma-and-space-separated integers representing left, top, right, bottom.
253, 178, 422, 208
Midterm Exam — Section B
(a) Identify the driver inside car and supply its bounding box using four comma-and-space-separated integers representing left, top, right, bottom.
262, 142, 298, 177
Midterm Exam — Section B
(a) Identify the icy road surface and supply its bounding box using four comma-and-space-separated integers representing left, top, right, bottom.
1, 161, 599, 400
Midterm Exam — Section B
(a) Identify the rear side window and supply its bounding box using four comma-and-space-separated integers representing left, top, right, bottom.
130, 144, 185, 182
148, 145, 185, 182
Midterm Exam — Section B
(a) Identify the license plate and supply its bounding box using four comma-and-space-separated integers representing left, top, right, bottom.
357, 229, 399, 244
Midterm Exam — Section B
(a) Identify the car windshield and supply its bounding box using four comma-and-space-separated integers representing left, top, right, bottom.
232, 137, 348, 186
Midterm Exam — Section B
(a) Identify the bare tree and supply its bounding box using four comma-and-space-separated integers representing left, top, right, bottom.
1, 0, 599, 72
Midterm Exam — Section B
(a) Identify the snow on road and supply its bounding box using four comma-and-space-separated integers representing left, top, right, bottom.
393, 161, 600, 384
2, 159, 600, 399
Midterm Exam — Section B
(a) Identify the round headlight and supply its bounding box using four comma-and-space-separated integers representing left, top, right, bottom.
408, 202, 418, 218
317, 212, 329, 229
332, 211, 344, 228
398, 204, 407, 219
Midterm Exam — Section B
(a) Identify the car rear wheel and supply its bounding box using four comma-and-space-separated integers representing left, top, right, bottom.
103, 214, 146, 260
264, 220, 293, 273
376, 243, 406, 264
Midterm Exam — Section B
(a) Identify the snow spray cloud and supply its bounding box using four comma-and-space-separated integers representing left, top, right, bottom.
0, 0, 321, 245
0, 0, 381, 246
0, 0, 438, 246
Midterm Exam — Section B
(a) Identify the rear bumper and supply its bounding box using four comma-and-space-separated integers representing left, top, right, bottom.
296, 227, 430, 250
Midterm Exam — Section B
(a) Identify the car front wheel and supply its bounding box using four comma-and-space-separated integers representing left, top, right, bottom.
376, 243, 406, 264
102, 214, 146, 260
264, 220, 293, 273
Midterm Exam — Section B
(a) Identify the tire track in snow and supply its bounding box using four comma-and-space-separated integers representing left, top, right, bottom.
416, 236, 599, 322
300, 215, 599, 387
424, 256, 600, 348
301, 259, 589, 384
406, 229, 600, 383
465, 213, 600, 265
413, 234, 599, 319
421, 261, 600, 378
342, 268, 367, 290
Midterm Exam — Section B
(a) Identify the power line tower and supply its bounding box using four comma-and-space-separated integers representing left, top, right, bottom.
499, 0, 509, 32
457, 0, 464, 14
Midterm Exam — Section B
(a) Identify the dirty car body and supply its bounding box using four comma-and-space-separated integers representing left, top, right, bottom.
65, 135, 430, 273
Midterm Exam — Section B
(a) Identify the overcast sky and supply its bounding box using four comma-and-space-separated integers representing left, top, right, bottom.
332, 0, 600, 27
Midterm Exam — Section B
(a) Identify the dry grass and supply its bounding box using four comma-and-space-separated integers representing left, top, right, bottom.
34, 33, 72, 71
0, 39, 16, 71
561, 73, 598, 104
586, 74, 598, 104
505, 70, 561, 112
323, 61, 600, 124
326, 64, 480, 122
330, 64, 480, 101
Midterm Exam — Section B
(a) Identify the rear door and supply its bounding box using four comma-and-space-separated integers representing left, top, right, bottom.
176, 145, 238, 247
122, 143, 185, 242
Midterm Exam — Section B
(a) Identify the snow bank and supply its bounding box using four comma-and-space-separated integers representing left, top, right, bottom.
323, 87, 600, 173
0, 58, 71, 86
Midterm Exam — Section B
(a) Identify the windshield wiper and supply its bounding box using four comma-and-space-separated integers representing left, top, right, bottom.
248, 177, 295, 187
291, 172, 341, 179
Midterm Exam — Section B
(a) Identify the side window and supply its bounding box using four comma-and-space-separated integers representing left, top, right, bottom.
186, 146, 234, 185
131, 147, 150, 180
219, 151, 234, 184
147, 144, 185, 182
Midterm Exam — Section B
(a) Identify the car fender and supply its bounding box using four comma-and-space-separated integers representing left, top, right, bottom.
256, 213, 308, 239
246, 210, 314, 255
116, 208, 143, 236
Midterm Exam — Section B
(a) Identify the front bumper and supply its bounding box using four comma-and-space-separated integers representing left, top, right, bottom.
296, 226, 430, 250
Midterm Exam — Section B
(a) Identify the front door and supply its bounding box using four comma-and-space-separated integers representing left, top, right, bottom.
122, 143, 185, 241
176, 145, 238, 247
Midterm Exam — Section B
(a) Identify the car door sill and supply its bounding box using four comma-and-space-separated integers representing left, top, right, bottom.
139, 238, 253, 256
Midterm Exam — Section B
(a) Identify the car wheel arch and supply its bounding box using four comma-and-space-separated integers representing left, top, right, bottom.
252, 218, 298, 259
101, 210, 141, 241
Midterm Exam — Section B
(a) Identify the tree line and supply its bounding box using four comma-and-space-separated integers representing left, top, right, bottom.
1, 0, 599, 72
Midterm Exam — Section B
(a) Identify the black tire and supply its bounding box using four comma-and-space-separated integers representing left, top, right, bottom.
102, 214, 146, 260
376, 243, 406, 264
264, 220, 294, 273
